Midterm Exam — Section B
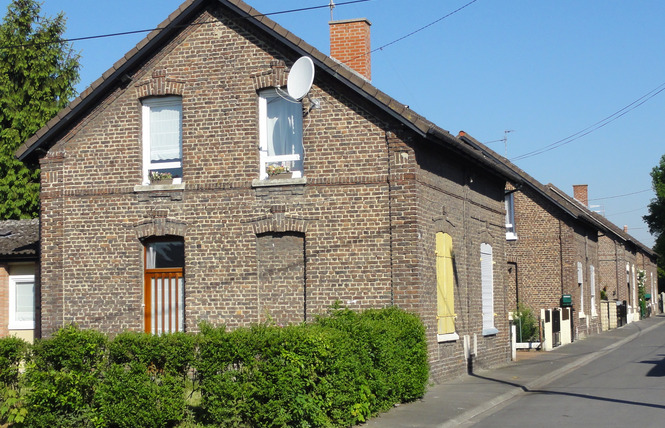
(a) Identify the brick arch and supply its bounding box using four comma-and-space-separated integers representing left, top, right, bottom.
250, 60, 287, 92
250, 214, 309, 235
135, 69, 186, 99
133, 218, 187, 240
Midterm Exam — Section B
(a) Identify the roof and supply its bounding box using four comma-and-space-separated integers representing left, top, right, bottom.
0, 219, 39, 259
15, 0, 519, 184
458, 132, 656, 258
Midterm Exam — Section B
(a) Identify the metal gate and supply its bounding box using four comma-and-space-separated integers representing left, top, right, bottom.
617, 300, 627, 327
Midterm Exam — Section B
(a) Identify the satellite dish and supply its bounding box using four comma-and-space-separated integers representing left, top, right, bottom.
287, 56, 315, 100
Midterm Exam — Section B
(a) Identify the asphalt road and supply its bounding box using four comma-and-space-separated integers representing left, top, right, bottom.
469, 323, 665, 427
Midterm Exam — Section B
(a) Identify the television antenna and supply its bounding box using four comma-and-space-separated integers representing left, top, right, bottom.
329, 0, 335, 20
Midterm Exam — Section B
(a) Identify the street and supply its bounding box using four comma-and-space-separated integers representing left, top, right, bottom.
469, 321, 665, 427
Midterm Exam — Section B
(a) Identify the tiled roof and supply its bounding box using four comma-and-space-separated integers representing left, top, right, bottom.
15, 0, 517, 183
458, 132, 655, 258
0, 219, 39, 258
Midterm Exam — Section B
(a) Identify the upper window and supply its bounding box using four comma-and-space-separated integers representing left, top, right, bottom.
8, 275, 35, 330
505, 193, 517, 240
142, 96, 183, 185
480, 243, 497, 336
436, 232, 458, 341
258, 89, 304, 180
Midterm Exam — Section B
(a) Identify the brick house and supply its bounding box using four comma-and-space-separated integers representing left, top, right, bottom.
0, 219, 39, 343
15, 0, 522, 381
459, 133, 658, 340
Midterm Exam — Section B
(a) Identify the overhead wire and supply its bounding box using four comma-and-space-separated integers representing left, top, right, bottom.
588, 189, 652, 201
0, 0, 372, 50
510, 81, 665, 161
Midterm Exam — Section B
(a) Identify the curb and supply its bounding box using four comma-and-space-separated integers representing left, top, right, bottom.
438, 318, 665, 428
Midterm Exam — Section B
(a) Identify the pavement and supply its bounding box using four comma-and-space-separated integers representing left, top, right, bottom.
363, 315, 665, 428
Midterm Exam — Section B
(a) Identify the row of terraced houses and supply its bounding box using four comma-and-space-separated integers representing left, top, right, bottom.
0, 0, 659, 382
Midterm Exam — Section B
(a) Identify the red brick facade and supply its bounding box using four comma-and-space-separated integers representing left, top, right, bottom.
28, 1, 512, 382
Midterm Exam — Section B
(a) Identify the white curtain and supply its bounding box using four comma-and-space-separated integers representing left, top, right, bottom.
150, 103, 182, 162
266, 96, 302, 158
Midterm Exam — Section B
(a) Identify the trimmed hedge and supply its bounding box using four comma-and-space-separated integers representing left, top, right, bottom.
1, 306, 428, 427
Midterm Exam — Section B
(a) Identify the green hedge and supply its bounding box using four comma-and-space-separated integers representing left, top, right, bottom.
1, 306, 428, 427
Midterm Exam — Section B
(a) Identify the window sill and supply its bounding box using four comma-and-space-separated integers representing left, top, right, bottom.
252, 177, 307, 188
437, 332, 459, 343
134, 183, 186, 192
8, 322, 34, 330
505, 233, 518, 241
482, 327, 499, 336
579, 312, 586, 319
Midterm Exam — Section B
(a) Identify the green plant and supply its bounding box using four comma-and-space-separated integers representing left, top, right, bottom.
600, 286, 608, 301
1, 388, 28, 425
638, 269, 647, 318
149, 171, 173, 182
513, 303, 539, 342
266, 164, 290, 176
0, 336, 29, 388
95, 362, 186, 428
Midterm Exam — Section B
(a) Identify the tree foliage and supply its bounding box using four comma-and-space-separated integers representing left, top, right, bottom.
644, 154, 665, 288
0, 0, 79, 219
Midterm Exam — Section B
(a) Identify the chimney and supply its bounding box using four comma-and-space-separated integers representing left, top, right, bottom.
623, 225, 628, 233
573, 184, 588, 207
329, 18, 371, 80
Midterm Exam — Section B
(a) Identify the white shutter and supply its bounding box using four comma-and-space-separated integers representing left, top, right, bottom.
481, 243, 497, 335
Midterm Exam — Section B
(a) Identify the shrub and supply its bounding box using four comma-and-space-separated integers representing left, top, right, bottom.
23, 325, 107, 427
0, 336, 29, 388
95, 362, 185, 428
513, 303, 539, 342
108, 330, 196, 378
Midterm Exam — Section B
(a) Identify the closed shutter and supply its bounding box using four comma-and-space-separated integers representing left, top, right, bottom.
436, 233, 456, 335
481, 243, 497, 335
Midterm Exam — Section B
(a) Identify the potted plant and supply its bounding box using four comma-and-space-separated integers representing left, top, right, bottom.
149, 171, 173, 185
266, 164, 292, 179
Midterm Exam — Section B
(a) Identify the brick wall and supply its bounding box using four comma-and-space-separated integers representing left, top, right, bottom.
37, 4, 509, 382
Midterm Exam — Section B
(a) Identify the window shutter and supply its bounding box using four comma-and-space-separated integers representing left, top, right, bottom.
481, 243, 497, 335
436, 233, 456, 335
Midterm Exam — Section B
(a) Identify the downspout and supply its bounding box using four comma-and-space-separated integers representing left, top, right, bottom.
385, 131, 394, 306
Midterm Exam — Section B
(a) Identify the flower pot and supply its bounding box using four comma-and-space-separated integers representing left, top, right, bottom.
151, 179, 173, 185
269, 172, 292, 180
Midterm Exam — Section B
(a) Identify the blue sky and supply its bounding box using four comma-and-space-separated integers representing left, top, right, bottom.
6, 0, 663, 247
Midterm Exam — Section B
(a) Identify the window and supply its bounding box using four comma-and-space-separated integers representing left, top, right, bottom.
480, 243, 497, 335
577, 262, 584, 317
590, 265, 597, 317
8, 275, 34, 330
144, 239, 184, 334
436, 232, 458, 341
142, 96, 182, 184
505, 193, 517, 240
258, 89, 304, 179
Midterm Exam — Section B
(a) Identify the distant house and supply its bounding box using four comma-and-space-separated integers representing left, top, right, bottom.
0, 219, 39, 343
15, 0, 522, 381
459, 133, 658, 342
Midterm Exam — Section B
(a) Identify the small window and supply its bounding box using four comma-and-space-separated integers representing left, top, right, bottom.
8, 275, 35, 330
578, 262, 584, 316
142, 96, 183, 184
505, 193, 517, 240
258, 89, 304, 179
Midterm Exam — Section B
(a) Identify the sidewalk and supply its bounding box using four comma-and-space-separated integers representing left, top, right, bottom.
364, 315, 665, 428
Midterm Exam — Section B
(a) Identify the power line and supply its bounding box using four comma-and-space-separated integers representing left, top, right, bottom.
0, 0, 371, 50
588, 189, 652, 201
510, 81, 665, 161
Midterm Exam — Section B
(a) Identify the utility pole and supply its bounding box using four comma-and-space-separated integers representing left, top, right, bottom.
503, 130, 515, 157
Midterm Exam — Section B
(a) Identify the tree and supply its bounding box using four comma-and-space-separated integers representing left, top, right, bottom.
643, 154, 665, 291
0, 0, 79, 219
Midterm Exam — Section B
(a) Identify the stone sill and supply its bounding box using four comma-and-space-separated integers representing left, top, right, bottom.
134, 183, 186, 192
437, 332, 459, 343
252, 177, 307, 188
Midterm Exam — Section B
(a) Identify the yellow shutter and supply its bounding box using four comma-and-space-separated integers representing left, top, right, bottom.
436, 232, 456, 334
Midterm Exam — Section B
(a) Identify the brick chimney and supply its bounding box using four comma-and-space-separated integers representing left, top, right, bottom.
329, 18, 371, 80
623, 225, 628, 233
573, 184, 588, 207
